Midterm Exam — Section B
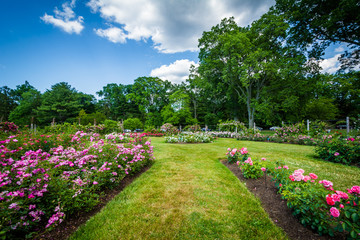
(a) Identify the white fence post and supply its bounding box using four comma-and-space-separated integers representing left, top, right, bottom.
307, 119, 310, 135
346, 117, 350, 135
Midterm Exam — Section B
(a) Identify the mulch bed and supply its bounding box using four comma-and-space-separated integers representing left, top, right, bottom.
34, 164, 152, 240
222, 160, 345, 240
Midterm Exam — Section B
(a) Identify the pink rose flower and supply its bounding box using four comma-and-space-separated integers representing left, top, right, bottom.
309, 173, 318, 180
303, 175, 311, 182
326, 195, 335, 205
261, 167, 266, 172
93, 181, 98, 185
348, 186, 360, 195
334, 152, 339, 156
283, 165, 289, 169
330, 207, 340, 218
335, 191, 349, 200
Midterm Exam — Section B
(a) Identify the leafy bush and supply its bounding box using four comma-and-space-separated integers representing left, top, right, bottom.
160, 123, 179, 136
123, 118, 143, 131
238, 157, 264, 179
218, 120, 246, 132
269, 166, 360, 238
226, 147, 249, 164
274, 123, 306, 138
165, 133, 214, 143
315, 137, 360, 165
0, 122, 19, 135
185, 124, 201, 132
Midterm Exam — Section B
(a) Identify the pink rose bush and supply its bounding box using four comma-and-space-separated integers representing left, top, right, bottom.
269, 165, 359, 238
226, 147, 249, 164
0, 131, 154, 238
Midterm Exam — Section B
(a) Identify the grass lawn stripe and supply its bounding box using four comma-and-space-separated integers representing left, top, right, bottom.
70, 138, 287, 240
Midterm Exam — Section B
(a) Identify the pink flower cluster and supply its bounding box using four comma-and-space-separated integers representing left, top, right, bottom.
289, 169, 317, 182
244, 157, 253, 166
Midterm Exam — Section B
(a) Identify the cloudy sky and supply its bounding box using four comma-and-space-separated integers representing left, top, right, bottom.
0, 0, 345, 96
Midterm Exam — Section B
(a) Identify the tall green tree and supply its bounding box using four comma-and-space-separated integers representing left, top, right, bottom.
9, 89, 42, 126
275, 0, 360, 70
127, 77, 173, 126
198, 14, 309, 128
97, 83, 140, 120
36, 82, 82, 125
0, 86, 16, 121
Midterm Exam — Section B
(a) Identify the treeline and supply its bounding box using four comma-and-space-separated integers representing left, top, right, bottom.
1, 0, 359, 128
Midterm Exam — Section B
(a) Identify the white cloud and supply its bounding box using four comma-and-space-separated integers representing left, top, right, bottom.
94, 27, 127, 43
88, 0, 274, 53
319, 54, 341, 74
41, 0, 84, 34
150, 59, 198, 84
335, 46, 345, 53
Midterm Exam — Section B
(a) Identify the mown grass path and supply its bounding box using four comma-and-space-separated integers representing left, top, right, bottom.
70, 138, 359, 239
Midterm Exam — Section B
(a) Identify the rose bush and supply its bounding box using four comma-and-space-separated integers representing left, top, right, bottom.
0, 131, 154, 239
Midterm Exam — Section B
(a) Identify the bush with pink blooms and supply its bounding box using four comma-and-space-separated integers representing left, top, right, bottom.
237, 157, 265, 179
226, 147, 249, 164
315, 137, 360, 166
0, 131, 154, 239
269, 166, 359, 238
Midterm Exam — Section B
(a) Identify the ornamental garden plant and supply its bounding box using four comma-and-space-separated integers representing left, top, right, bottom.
0, 130, 154, 239
165, 132, 214, 143
226, 147, 360, 239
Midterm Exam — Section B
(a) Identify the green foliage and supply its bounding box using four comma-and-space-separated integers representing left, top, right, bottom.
103, 119, 121, 133
226, 147, 249, 164
123, 118, 143, 131
36, 82, 82, 125
315, 137, 360, 165
218, 120, 246, 132
9, 89, 42, 126
240, 158, 264, 179
305, 98, 338, 121
275, 0, 359, 70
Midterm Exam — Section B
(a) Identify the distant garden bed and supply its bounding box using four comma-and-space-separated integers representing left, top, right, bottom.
164, 132, 214, 143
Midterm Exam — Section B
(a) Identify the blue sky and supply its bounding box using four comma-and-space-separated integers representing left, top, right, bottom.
0, 0, 346, 97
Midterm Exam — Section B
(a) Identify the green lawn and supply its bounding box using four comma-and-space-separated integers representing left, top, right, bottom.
69, 138, 359, 239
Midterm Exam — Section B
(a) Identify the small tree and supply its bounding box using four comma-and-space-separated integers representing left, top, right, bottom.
123, 118, 143, 131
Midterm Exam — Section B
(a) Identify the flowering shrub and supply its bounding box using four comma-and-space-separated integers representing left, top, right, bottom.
315, 137, 360, 165
0, 122, 19, 135
208, 131, 240, 138
274, 123, 306, 138
165, 132, 214, 143
269, 166, 359, 238
160, 123, 180, 136
185, 124, 201, 132
0, 131, 154, 239
226, 147, 249, 164
238, 157, 264, 179
143, 128, 165, 137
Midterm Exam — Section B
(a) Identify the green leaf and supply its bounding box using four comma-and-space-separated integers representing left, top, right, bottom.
351, 213, 359, 223
345, 211, 351, 218
350, 230, 357, 239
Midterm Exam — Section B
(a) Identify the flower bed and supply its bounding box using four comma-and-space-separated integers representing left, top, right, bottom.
226, 147, 360, 239
0, 131, 154, 239
315, 137, 360, 166
165, 132, 214, 143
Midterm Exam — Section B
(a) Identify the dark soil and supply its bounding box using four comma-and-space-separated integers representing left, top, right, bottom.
222, 160, 345, 240
34, 165, 152, 240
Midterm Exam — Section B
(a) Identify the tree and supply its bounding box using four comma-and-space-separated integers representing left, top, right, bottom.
11, 81, 35, 104
197, 14, 308, 128
36, 82, 82, 125
0, 86, 17, 121
161, 89, 195, 126
275, 0, 360, 70
97, 83, 141, 120
305, 98, 338, 120
127, 77, 173, 126
9, 89, 42, 126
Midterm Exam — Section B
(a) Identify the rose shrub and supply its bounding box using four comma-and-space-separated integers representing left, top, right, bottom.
0, 131, 154, 239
